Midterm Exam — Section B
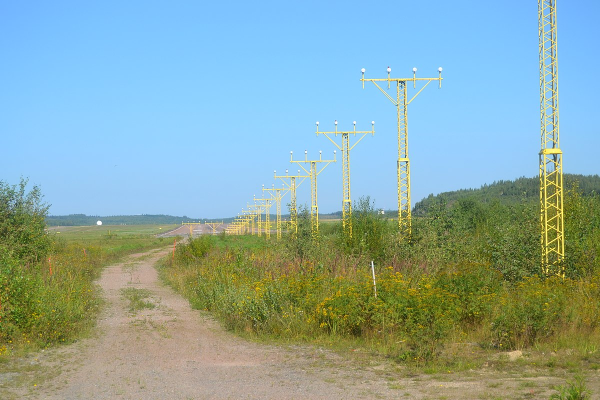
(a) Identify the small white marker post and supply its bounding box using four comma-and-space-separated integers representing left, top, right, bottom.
371, 261, 377, 298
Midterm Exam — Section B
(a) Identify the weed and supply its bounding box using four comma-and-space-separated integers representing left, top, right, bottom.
120, 288, 155, 314
549, 376, 591, 400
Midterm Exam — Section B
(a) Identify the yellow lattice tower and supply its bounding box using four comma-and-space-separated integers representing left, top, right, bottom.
205, 221, 224, 235
240, 210, 255, 235
274, 169, 308, 234
236, 213, 252, 235
244, 205, 259, 235
225, 217, 241, 235
249, 204, 262, 236
361, 66, 443, 237
253, 193, 273, 239
263, 184, 287, 240
181, 222, 203, 236
236, 214, 253, 235
316, 120, 374, 238
230, 215, 247, 235
539, 0, 564, 276
290, 150, 336, 237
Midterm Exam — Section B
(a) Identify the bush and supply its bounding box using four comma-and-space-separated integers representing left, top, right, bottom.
340, 196, 394, 263
489, 276, 571, 349
0, 178, 51, 263
0, 243, 102, 348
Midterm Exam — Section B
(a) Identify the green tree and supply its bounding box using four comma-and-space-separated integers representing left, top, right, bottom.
0, 178, 51, 263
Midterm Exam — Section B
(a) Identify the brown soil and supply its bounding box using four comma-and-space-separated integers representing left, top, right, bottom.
3, 247, 599, 399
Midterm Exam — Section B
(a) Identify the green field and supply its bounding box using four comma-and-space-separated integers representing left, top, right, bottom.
47, 224, 178, 240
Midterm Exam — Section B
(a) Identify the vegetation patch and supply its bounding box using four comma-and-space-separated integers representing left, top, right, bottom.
160, 182, 600, 378
120, 288, 156, 314
0, 178, 169, 358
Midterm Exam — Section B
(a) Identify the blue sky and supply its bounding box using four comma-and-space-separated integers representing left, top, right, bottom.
1, 1, 598, 219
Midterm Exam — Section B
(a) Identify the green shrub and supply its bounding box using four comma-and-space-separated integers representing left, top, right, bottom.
0, 178, 51, 263
490, 276, 570, 349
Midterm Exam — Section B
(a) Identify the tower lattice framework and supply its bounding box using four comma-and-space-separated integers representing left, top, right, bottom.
361, 67, 442, 237
539, 0, 564, 276
316, 121, 374, 238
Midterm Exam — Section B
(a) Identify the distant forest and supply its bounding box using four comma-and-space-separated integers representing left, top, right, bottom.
45, 214, 214, 226
413, 173, 600, 217
46, 174, 600, 226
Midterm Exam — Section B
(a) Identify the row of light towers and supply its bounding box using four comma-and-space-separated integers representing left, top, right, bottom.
227, 65, 443, 241
228, 0, 564, 278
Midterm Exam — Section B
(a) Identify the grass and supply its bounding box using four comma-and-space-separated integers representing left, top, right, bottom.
549, 376, 591, 400
120, 288, 156, 314
160, 233, 600, 386
1, 225, 171, 358
46, 224, 178, 240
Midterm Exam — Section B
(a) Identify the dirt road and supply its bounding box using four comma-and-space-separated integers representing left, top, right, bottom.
3, 247, 596, 399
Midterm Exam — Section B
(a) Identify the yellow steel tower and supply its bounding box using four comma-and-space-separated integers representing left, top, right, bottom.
206, 221, 224, 235
539, 0, 564, 276
274, 169, 308, 234
241, 210, 255, 235
245, 205, 259, 235
236, 213, 253, 235
290, 150, 336, 236
316, 120, 375, 238
182, 222, 203, 236
226, 216, 243, 235
361, 67, 442, 237
254, 193, 272, 239
263, 184, 286, 240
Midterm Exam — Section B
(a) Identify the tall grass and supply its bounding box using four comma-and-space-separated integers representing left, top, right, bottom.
161, 190, 600, 364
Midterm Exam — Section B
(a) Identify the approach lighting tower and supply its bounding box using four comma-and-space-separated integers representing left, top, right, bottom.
244, 206, 259, 235
205, 221, 224, 235
539, 0, 564, 276
263, 184, 286, 240
226, 216, 241, 235
274, 169, 309, 234
241, 210, 255, 235
361, 66, 443, 237
237, 213, 254, 235
247, 203, 262, 236
254, 192, 272, 239
290, 150, 336, 236
182, 222, 203, 236
316, 120, 374, 238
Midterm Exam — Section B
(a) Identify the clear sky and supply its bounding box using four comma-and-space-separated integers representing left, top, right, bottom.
1, 1, 598, 219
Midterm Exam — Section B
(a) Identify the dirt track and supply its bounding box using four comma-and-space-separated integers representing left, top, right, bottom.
4, 247, 598, 399
8, 248, 406, 399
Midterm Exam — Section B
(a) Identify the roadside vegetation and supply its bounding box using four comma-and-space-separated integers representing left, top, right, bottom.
161, 179, 600, 382
0, 178, 169, 357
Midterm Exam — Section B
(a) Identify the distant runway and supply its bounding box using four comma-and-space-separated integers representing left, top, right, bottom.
157, 223, 228, 238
